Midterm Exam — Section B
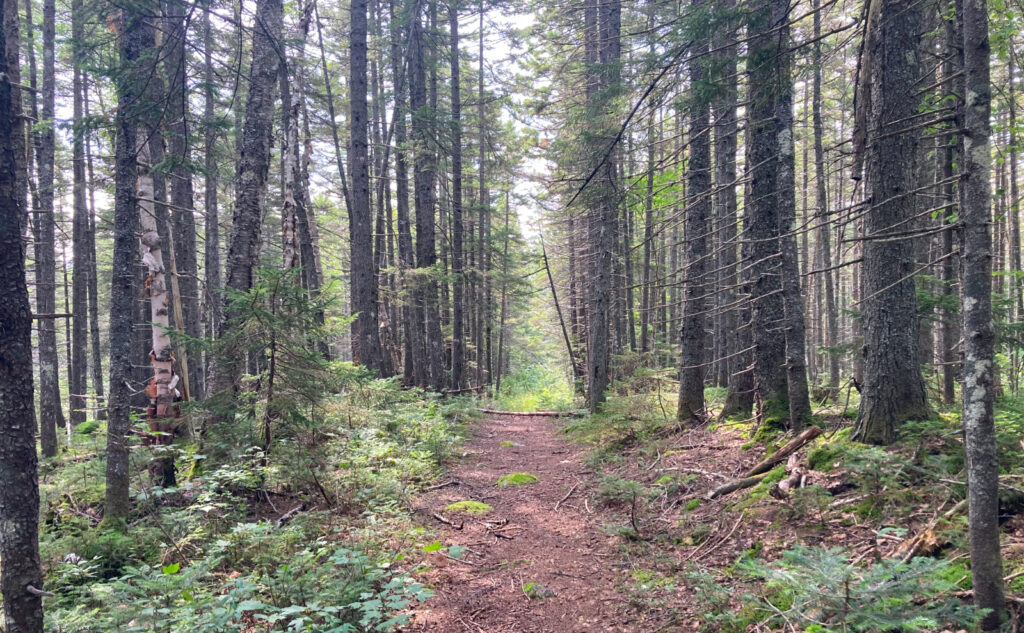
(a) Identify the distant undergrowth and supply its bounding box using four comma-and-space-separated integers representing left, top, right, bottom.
490, 364, 575, 412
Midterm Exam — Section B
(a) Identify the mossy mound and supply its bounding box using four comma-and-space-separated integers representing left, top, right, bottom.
444, 500, 493, 515
497, 472, 539, 487
74, 420, 100, 435
499, 441, 518, 447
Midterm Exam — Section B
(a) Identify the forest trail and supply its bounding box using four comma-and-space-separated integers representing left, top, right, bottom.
407, 413, 638, 633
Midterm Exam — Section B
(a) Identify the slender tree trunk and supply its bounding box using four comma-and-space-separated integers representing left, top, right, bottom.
83, 80, 104, 418
163, 0, 202, 399
389, 0, 416, 383
206, 0, 283, 421
812, 0, 839, 401
410, 3, 443, 388
714, 2, 746, 416
138, 138, 177, 487
203, 2, 222, 364
960, 0, 1004, 625
70, 0, 88, 426
450, 0, 465, 390
31, 0, 62, 455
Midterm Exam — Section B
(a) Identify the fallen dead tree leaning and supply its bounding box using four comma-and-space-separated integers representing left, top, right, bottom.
708, 426, 823, 499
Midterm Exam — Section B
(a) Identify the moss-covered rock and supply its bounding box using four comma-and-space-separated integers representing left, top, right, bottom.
444, 500, 493, 515
497, 472, 539, 487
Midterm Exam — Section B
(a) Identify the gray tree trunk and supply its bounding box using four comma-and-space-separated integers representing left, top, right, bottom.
450, 0, 465, 390
163, 0, 203, 399
206, 0, 283, 421
773, 0, 811, 429
960, 0, 1004, 625
202, 2, 221, 363
30, 0, 62, 455
70, 0, 88, 426
853, 0, 929, 444
106, 3, 150, 523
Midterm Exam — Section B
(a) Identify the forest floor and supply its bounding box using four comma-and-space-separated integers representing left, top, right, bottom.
404, 402, 1024, 632
404, 412, 763, 632
406, 412, 641, 632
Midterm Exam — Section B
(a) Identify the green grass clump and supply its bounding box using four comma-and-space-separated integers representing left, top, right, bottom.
497, 472, 539, 486
444, 500, 493, 515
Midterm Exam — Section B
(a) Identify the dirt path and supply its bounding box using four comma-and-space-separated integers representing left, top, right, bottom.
407, 413, 639, 632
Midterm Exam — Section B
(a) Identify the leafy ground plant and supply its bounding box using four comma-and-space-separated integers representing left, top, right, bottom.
734, 546, 981, 632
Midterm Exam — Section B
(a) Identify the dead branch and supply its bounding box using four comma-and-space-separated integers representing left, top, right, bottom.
743, 426, 823, 478
554, 482, 580, 511
432, 512, 464, 530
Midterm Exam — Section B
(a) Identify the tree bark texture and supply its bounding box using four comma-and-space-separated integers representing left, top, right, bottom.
853, 0, 929, 444
0, 0, 45, 624
960, 0, 1004, 625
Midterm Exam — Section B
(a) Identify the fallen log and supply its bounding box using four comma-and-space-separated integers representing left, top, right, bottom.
708, 473, 770, 499
476, 408, 585, 417
707, 426, 824, 500
743, 425, 822, 478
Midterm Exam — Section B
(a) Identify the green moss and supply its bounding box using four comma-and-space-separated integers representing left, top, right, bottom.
499, 441, 517, 447
752, 400, 788, 445
74, 420, 100, 435
655, 474, 675, 486
685, 498, 701, 512
523, 581, 554, 599
735, 465, 788, 510
807, 445, 843, 471
497, 472, 539, 486
444, 500, 493, 515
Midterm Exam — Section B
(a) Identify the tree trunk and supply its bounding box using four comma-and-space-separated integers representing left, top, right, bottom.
138, 137, 177, 487
163, 0, 203, 399
960, 0, 1004, 625
812, 0, 839, 401
106, 2, 150, 524
773, 0, 811, 429
585, 0, 620, 412
746, 0, 788, 425
202, 2, 222, 367
206, 0, 283, 422
450, 0, 465, 390
678, 10, 710, 422
713, 0, 743, 415
389, 0, 416, 383
31, 0, 62, 455
350, 0, 389, 375
0, 0, 45, 624
853, 0, 929, 444
83, 79, 105, 418
70, 0, 88, 426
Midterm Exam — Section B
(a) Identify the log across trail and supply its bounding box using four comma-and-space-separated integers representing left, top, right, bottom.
407, 414, 636, 632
